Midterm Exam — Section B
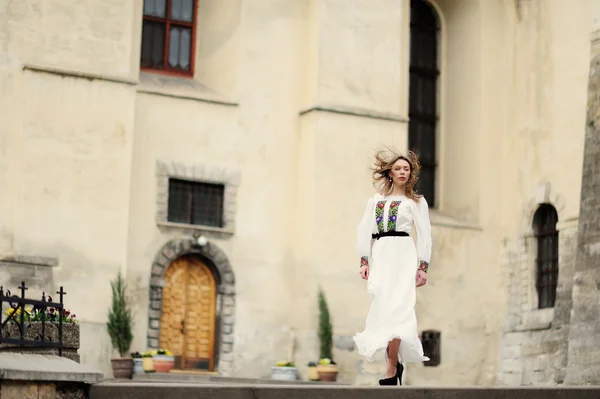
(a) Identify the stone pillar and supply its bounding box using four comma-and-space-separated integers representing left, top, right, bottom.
564, 8, 600, 385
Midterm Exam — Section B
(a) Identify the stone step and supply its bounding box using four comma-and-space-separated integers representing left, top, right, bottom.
90, 382, 600, 399
132, 372, 345, 385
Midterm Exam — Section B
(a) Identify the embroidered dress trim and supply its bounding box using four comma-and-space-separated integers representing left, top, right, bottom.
375, 201, 386, 233
387, 201, 401, 231
361, 256, 369, 268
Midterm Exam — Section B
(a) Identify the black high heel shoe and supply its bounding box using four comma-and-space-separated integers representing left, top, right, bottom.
378, 363, 399, 386
378, 375, 397, 386
396, 361, 404, 386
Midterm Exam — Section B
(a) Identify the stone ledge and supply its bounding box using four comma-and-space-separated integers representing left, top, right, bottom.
0, 255, 58, 267
0, 353, 103, 383
510, 309, 554, 332
23, 63, 137, 86
90, 383, 600, 399
130, 373, 348, 386
138, 72, 238, 106
299, 104, 409, 123
156, 221, 235, 236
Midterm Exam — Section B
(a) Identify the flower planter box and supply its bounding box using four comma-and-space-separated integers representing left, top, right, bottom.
271, 366, 298, 381
0, 321, 80, 362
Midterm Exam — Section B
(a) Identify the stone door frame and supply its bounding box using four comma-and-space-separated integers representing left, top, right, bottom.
147, 238, 235, 375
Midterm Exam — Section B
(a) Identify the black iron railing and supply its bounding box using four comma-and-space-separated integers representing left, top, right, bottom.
0, 281, 67, 356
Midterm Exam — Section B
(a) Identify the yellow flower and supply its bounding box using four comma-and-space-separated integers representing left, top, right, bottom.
6, 307, 21, 317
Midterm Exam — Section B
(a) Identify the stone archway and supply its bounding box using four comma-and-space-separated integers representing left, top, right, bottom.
147, 237, 235, 375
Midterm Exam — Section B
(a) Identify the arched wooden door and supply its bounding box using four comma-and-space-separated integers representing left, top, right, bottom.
159, 255, 216, 370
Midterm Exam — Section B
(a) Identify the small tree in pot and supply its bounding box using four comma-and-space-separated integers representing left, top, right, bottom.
107, 271, 134, 379
317, 286, 337, 382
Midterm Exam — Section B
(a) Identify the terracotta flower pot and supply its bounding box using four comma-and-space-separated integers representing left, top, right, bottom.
111, 358, 133, 379
317, 364, 338, 382
153, 355, 175, 373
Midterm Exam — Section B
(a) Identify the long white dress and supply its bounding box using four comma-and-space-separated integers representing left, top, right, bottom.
353, 193, 432, 364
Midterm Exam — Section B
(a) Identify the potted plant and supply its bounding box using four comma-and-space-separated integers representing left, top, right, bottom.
131, 352, 144, 375
153, 348, 175, 373
106, 271, 134, 379
271, 361, 297, 381
316, 286, 338, 382
307, 361, 319, 381
142, 350, 156, 372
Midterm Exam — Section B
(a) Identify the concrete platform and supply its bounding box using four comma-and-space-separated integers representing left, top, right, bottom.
90, 382, 600, 399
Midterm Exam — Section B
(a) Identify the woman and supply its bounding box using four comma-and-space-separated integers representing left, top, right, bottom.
353, 149, 431, 386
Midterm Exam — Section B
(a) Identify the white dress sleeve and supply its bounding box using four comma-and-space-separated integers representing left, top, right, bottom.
356, 197, 376, 267
412, 196, 432, 272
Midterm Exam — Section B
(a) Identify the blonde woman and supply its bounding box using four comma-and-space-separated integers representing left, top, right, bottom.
353, 149, 432, 386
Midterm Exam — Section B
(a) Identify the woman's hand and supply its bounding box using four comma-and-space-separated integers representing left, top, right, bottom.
416, 270, 427, 287
359, 265, 370, 280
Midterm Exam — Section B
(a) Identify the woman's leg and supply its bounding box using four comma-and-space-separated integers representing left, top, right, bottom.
386, 339, 401, 377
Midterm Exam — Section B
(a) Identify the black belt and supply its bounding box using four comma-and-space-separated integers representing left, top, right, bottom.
372, 231, 409, 240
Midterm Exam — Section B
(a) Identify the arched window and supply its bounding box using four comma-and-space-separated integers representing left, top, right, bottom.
533, 204, 559, 309
409, 0, 440, 206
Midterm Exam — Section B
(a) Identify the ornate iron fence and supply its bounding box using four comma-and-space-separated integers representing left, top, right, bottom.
0, 281, 67, 356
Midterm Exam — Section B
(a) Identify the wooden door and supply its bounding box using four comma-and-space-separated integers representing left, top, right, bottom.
159, 256, 216, 370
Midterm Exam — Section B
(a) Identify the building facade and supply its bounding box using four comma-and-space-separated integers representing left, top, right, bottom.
0, 0, 596, 385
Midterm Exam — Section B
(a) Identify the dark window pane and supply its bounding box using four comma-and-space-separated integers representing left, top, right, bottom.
409, 122, 435, 164
172, 0, 194, 22
144, 0, 167, 17
168, 180, 191, 223
167, 179, 224, 227
141, 21, 165, 68
191, 183, 224, 227
168, 26, 192, 70
416, 166, 435, 204
532, 204, 559, 309
423, 78, 436, 115
409, 0, 438, 207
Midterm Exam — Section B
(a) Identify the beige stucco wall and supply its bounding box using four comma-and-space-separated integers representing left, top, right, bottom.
0, 0, 139, 378
0, 0, 593, 386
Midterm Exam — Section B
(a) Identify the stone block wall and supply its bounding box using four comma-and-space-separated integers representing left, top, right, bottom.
498, 223, 578, 385
0, 381, 88, 399
564, 51, 600, 386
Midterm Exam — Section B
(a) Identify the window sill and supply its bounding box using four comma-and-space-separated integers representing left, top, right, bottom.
429, 209, 482, 231
137, 72, 238, 106
511, 308, 554, 332
157, 221, 234, 236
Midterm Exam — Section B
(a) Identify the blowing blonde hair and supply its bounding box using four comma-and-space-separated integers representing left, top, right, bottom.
370, 148, 422, 202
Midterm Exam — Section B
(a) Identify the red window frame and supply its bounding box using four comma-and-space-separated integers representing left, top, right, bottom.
141, 0, 198, 77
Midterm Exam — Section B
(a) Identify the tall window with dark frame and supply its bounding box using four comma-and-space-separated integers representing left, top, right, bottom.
167, 179, 225, 228
408, 0, 439, 206
141, 0, 197, 76
533, 204, 559, 309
